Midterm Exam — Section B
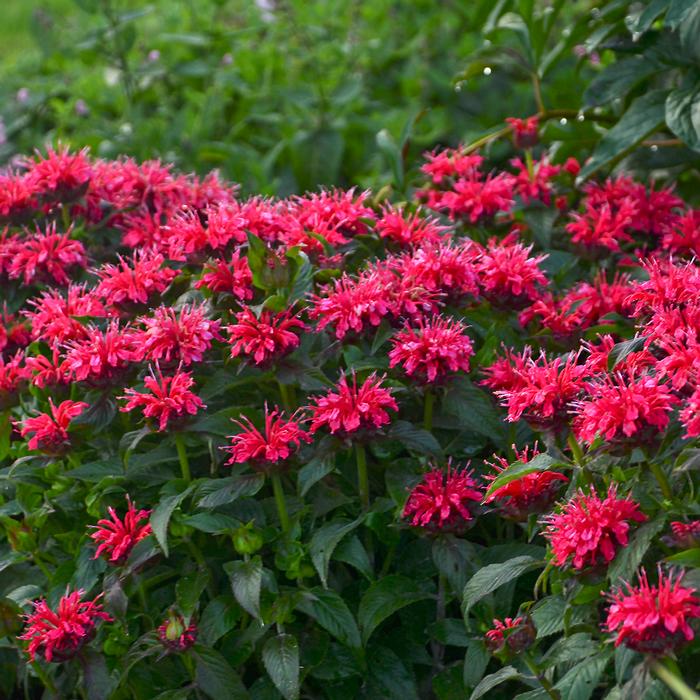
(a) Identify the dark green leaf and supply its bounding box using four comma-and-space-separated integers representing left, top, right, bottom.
666, 85, 700, 152
365, 644, 419, 700
224, 556, 262, 619
296, 587, 361, 649
463, 639, 490, 689
387, 420, 441, 456
150, 484, 194, 557
553, 651, 611, 700
469, 666, 522, 700
584, 58, 660, 107
176, 569, 209, 618
483, 453, 559, 499
262, 634, 300, 700
297, 455, 334, 497
82, 649, 114, 700
194, 645, 249, 700
309, 517, 362, 587
609, 516, 666, 584
197, 474, 265, 509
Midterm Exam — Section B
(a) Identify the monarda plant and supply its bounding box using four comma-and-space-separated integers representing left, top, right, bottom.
2, 134, 700, 700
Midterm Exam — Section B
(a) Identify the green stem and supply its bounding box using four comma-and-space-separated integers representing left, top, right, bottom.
525, 148, 535, 179
423, 388, 435, 433
651, 659, 700, 700
431, 574, 447, 671
271, 473, 290, 533
649, 462, 673, 501
355, 443, 369, 511
567, 432, 584, 466
31, 660, 58, 696
32, 554, 52, 580
278, 381, 292, 412
174, 433, 191, 483
523, 653, 560, 700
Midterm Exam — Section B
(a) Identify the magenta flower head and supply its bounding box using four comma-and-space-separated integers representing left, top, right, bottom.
20, 398, 87, 455
89, 496, 153, 565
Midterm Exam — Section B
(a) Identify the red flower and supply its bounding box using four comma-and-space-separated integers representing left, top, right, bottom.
0, 351, 27, 403
90, 496, 152, 564
605, 567, 700, 655
665, 521, 700, 549
573, 373, 677, 446
204, 201, 248, 248
543, 486, 647, 571
134, 303, 222, 366
24, 146, 92, 196
19, 589, 111, 662
158, 613, 198, 652
20, 399, 88, 455
309, 372, 398, 437
0, 309, 30, 356
162, 208, 208, 260
0, 171, 39, 219
25, 346, 69, 388
483, 444, 568, 520
681, 385, 700, 438
388, 315, 474, 383
506, 116, 539, 149
485, 616, 536, 653
193, 251, 253, 300
421, 147, 483, 184
375, 206, 449, 247
434, 172, 516, 223
402, 462, 482, 533
62, 321, 136, 384
510, 157, 560, 205
225, 404, 311, 470
226, 308, 305, 366
95, 250, 177, 310
476, 232, 548, 307
565, 199, 636, 252
7, 223, 87, 286
662, 209, 700, 257
119, 365, 205, 431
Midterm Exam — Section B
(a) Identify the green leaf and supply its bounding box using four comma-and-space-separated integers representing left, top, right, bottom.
462, 556, 543, 614
365, 644, 419, 700
224, 556, 262, 620
82, 648, 115, 700
666, 548, 700, 567
288, 251, 313, 303
358, 575, 432, 645
309, 517, 362, 587
297, 455, 334, 497
666, 85, 700, 152
376, 129, 404, 190
607, 336, 648, 372
199, 597, 241, 646
387, 420, 442, 456
580, 90, 668, 179
150, 484, 194, 557
483, 453, 559, 499
609, 516, 666, 583
66, 459, 124, 482
680, 4, 700, 63
553, 651, 611, 700
332, 534, 373, 581
432, 536, 476, 593
463, 639, 490, 689
176, 569, 210, 618
443, 380, 507, 442
584, 58, 660, 107
262, 634, 300, 700
542, 633, 599, 668
193, 645, 249, 700
197, 474, 265, 509
634, 0, 670, 32
296, 587, 361, 649
469, 666, 522, 700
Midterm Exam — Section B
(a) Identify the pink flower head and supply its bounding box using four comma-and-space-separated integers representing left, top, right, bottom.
162, 207, 208, 260
402, 461, 482, 533
20, 398, 87, 455
134, 303, 221, 366
7, 223, 87, 286
62, 321, 136, 385
483, 444, 568, 520
0, 351, 28, 403
485, 616, 536, 654
510, 156, 560, 205
94, 250, 177, 310
605, 567, 700, 655
193, 251, 253, 300
388, 315, 473, 384
662, 209, 700, 257
489, 348, 587, 431
573, 373, 677, 447
90, 496, 152, 564
375, 206, 449, 247
204, 201, 248, 248
681, 385, 700, 438
476, 232, 548, 308
24, 146, 92, 196
543, 486, 647, 571
565, 198, 636, 252
225, 404, 311, 471
421, 147, 483, 184
119, 365, 205, 431
435, 172, 516, 223
25, 346, 68, 389
309, 372, 398, 438
226, 308, 305, 366
665, 521, 700, 549
158, 613, 198, 652
506, 116, 539, 149
19, 589, 111, 662
0, 171, 39, 220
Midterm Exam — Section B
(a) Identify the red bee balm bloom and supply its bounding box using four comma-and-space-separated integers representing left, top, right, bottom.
158, 614, 198, 652
506, 116, 539, 149
388, 315, 474, 384
665, 521, 700, 549
403, 463, 482, 533
485, 616, 536, 653
194, 251, 253, 300
309, 373, 398, 437
20, 399, 87, 455
225, 405, 311, 471
226, 308, 305, 366
90, 497, 152, 564
543, 486, 647, 571
119, 366, 205, 431
134, 303, 221, 366
605, 568, 700, 655
19, 589, 111, 662
484, 445, 568, 520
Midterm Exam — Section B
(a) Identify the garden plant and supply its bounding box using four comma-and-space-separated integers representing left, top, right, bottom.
3, 1, 700, 700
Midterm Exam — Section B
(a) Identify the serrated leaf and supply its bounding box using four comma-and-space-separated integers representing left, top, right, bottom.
199, 596, 241, 646
543, 633, 599, 667
309, 517, 362, 587
332, 534, 373, 581
469, 666, 522, 700
463, 639, 490, 689
387, 420, 441, 455
358, 575, 432, 645
82, 648, 115, 700
462, 556, 543, 615
176, 569, 209, 619
224, 556, 262, 619
554, 651, 611, 700
150, 484, 194, 557
483, 453, 559, 499
666, 85, 700, 152
584, 57, 660, 107
365, 644, 419, 700
296, 587, 361, 649
262, 634, 299, 700
193, 645, 249, 700
197, 474, 265, 509
609, 516, 666, 584
297, 455, 334, 497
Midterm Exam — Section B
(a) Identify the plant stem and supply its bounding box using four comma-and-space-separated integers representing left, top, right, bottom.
651, 659, 700, 700
567, 432, 584, 465
525, 148, 535, 179
423, 388, 435, 432
174, 433, 191, 483
649, 462, 673, 501
271, 472, 290, 533
355, 442, 370, 511
431, 574, 447, 671
523, 653, 560, 700
31, 661, 58, 696
278, 380, 292, 412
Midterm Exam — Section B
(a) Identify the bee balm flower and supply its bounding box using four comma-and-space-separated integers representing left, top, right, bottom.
20, 399, 88, 455
90, 496, 152, 564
